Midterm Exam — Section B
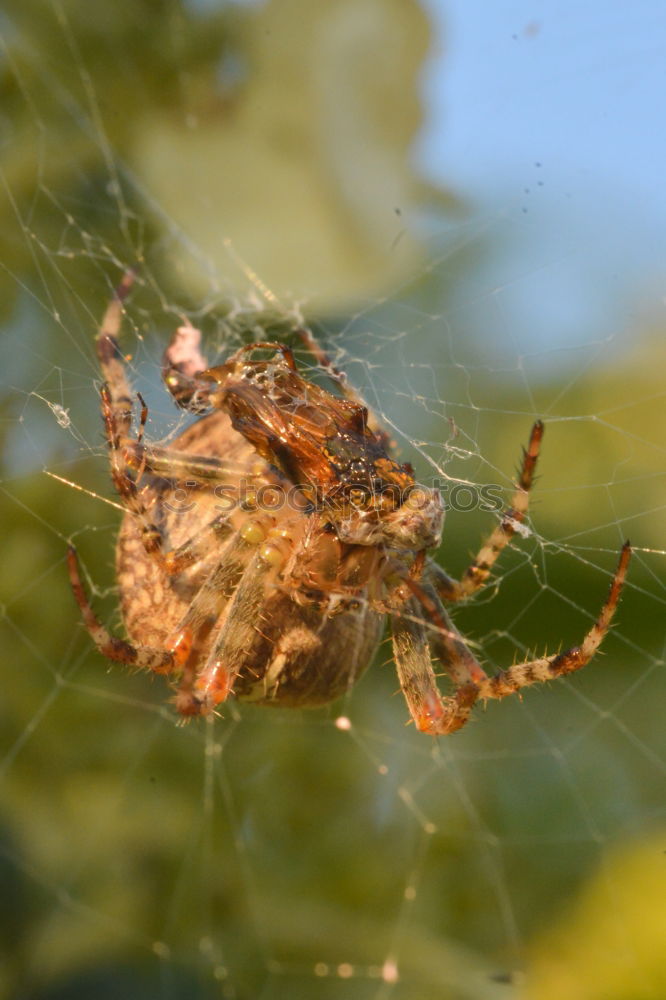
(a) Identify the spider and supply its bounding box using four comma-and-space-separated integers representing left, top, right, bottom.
68, 273, 631, 733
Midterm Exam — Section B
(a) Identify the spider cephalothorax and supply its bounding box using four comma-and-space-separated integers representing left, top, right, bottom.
68, 273, 631, 732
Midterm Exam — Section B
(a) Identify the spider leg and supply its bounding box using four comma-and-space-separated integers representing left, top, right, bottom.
112, 438, 246, 576
432, 420, 544, 602
91, 274, 168, 562
94, 283, 288, 578
413, 579, 489, 686
474, 541, 631, 702
296, 326, 354, 394
155, 517, 278, 714
100, 382, 165, 560
67, 546, 174, 674
96, 271, 136, 438
383, 554, 488, 687
397, 542, 630, 734
159, 512, 236, 576
100, 377, 247, 573
391, 598, 478, 734
187, 550, 277, 714
94, 279, 258, 555
122, 440, 267, 484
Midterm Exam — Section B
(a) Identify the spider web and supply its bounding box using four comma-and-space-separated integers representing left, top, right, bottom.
1, 2, 665, 999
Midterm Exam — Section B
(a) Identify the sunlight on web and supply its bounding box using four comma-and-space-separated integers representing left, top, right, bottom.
1, 3, 666, 999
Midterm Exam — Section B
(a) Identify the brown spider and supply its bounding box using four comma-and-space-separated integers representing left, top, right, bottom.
68, 273, 631, 733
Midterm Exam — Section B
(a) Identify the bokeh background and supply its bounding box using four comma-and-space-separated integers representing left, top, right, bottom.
1, 1, 665, 998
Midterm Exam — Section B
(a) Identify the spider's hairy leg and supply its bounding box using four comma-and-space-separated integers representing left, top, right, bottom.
385, 554, 487, 687
96, 270, 136, 438
67, 546, 175, 674
102, 384, 242, 573
162, 518, 277, 714
122, 440, 266, 486
188, 550, 277, 714
161, 529, 253, 702
160, 512, 236, 576
414, 578, 489, 686
92, 274, 169, 563
434, 420, 544, 602
475, 541, 632, 702
295, 326, 352, 396
100, 382, 165, 561
391, 598, 478, 735
394, 542, 630, 734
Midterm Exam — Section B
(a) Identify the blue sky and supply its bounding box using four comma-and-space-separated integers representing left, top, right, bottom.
417, 0, 666, 354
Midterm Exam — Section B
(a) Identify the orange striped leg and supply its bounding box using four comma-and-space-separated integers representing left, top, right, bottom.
67, 546, 174, 674
434, 421, 544, 602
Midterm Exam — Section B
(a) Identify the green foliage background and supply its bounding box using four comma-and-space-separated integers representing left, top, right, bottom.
0, 2, 664, 998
